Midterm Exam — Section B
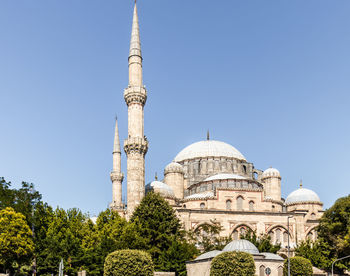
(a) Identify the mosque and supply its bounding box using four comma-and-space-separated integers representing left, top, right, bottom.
109, 3, 324, 253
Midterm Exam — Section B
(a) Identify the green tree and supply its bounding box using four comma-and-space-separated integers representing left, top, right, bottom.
240, 230, 280, 254
0, 207, 34, 275
210, 251, 255, 276
294, 238, 332, 272
188, 220, 232, 252
317, 194, 350, 272
81, 209, 129, 275
33, 202, 54, 275
130, 192, 197, 275
104, 249, 154, 276
283, 256, 313, 276
0, 178, 15, 209
42, 208, 87, 275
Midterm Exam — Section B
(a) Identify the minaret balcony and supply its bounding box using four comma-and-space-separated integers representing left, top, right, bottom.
124, 136, 148, 156
124, 86, 147, 106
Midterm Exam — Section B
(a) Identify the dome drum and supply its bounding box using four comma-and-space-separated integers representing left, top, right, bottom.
185, 173, 263, 197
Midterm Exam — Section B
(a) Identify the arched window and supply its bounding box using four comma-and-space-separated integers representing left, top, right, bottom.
242, 165, 247, 174
276, 228, 281, 243
282, 206, 287, 213
240, 227, 246, 236
183, 204, 186, 209
233, 230, 239, 240
237, 196, 243, 211
200, 203, 205, 209
226, 200, 232, 210
249, 201, 254, 211
307, 232, 313, 240
278, 266, 283, 276
311, 213, 316, 219
259, 265, 265, 276
272, 205, 275, 212
283, 232, 289, 243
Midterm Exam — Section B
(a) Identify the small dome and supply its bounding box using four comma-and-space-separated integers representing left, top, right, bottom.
174, 140, 246, 162
164, 162, 184, 174
223, 239, 259, 254
204, 173, 247, 181
195, 250, 222, 260
260, 252, 284, 261
262, 167, 280, 178
149, 181, 175, 198
285, 187, 321, 205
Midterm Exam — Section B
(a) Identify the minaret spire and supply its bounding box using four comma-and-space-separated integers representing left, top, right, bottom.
110, 118, 124, 209
128, 2, 143, 87
124, 2, 148, 217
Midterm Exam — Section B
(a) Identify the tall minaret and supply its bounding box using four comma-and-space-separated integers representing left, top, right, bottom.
123, 2, 148, 216
110, 118, 124, 209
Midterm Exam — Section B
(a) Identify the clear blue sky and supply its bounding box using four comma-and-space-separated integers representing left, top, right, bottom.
1, 0, 349, 216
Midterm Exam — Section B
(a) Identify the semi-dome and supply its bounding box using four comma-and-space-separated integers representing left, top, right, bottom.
148, 181, 175, 198
285, 187, 321, 205
223, 239, 259, 254
174, 140, 246, 162
195, 250, 222, 260
164, 161, 184, 174
204, 173, 247, 181
262, 167, 280, 178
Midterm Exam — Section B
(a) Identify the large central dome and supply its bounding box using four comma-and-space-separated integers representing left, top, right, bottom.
174, 140, 246, 162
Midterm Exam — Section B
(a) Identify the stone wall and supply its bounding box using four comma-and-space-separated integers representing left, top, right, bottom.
154, 272, 175, 276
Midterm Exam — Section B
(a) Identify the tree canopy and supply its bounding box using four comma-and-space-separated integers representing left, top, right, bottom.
130, 192, 198, 275
0, 207, 34, 274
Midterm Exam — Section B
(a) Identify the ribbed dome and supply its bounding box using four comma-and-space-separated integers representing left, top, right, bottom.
223, 239, 259, 254
164, 162, 184, 174
174, 140, 246, 162
149, 181, 175, 198
285, 187, 321, 205
262, 167, 280, 178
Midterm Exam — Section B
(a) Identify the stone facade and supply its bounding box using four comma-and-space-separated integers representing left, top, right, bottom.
186, 257, 284, 276
111, 3, 324, 253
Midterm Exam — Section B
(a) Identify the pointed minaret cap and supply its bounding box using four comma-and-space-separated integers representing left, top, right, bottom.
299, 179, 303, 188
129, 2, 142, 59
113, 117, 121, 154
207, 130, 210, 141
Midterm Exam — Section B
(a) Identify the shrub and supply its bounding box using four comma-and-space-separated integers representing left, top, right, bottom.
283, 256, 313, 276
210, 251, 255, 276
104, 249, 154, 276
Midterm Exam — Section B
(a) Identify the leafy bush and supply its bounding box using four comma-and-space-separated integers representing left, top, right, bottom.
283, 256, 313, 276
104, 249, 154, 276
210, 251, 255, 276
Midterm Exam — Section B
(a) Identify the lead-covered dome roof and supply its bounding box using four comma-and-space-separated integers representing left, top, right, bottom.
195, 250, 222, 260
174, 140, 246, 162
148, 181, 175, 198
223, 239, 259, 254
285, 187, 321, 205
164, 161, 184, 174
262, 167, 280, 178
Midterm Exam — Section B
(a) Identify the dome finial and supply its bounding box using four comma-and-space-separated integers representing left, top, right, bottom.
155, 172, 158, 181
300, 179, 303, 188
207, 130, 210, 140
